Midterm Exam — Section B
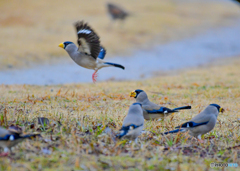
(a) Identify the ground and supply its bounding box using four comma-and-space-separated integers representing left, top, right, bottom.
1, 0, 240, 170
0, 57, 240, 170
0, 0, 240, 70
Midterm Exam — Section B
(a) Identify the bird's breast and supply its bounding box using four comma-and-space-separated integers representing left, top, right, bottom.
72, 54, 97, 69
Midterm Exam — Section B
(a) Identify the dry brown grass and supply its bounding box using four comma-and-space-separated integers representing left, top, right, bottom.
0, 57, 240, 170
0, 0, 239, 70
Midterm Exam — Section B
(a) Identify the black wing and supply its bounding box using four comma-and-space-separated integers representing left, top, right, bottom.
175, 121, 209, 129
74, 21, 101, 59
0, 133, 40, 141
146, 106, 191, 114
116, 123, 143, 139
146, 107, 175, 114
163, 128, 185, 135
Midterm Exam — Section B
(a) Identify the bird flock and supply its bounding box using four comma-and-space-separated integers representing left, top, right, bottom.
1, 1, 234, 157
0, 88, 224, 156
117, 90, 224, 144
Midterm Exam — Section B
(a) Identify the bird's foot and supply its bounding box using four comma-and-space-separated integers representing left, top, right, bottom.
92, 71, 98, 83
0, 152, 9, 157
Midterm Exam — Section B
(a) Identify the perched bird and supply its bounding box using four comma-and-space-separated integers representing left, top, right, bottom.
106, 3, 129, 26
59, 21, 125, 83
116, 103, 144, 143
163, 104, 224, 143
130, 89, 191, 120
0, 127, 39, 156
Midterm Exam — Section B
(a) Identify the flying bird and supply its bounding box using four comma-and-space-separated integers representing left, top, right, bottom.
0, 127, 40, 156
116, 103, 144, 143
130, 89, 191, 120
107, 3, 129, 21
163, 104, 224, 143
59, 21, 125, 83
106, 3, 129, 27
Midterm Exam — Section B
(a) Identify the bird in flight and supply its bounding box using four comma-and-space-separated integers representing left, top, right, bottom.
59, 21, 125, 83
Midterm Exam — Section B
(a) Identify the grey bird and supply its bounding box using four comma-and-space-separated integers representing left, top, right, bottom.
130, 89, 191, 120
59, 21, 125, 83
163, 104, 224, 143
116, 103, 144, 143
0, 127, 39, 156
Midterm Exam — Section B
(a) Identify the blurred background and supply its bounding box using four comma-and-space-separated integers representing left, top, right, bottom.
0, 0, 240, 84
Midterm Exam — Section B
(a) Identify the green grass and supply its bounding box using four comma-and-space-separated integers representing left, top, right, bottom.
0, 57, 240, 170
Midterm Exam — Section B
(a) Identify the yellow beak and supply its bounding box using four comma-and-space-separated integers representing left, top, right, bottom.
58, 43, 64, 49
129, 91, 137, 97
219, 108, 225, 113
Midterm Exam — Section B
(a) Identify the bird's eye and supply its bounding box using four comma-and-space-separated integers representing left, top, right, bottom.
64, 42, 72, 47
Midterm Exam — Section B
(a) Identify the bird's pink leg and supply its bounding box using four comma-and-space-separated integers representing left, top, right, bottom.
92, 70, 98, 83
197, 135, 204, 143
0, 152, 9, 157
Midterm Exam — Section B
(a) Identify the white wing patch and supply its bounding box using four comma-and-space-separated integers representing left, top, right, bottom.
187, 123, 189, 128
180, 129, 186, 132
9, 135, 15, 141
78, 29, 91, 34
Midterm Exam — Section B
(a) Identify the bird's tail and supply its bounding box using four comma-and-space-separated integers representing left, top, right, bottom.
163, 129, 185, 135
172, 106, 191, 112
21, 134, 41, 139
104, 62, 125, 70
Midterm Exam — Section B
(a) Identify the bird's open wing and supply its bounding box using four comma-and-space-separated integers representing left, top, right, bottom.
74, 21, 100, 59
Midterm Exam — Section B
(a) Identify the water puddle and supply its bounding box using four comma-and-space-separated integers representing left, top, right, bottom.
1, 23, 240, 85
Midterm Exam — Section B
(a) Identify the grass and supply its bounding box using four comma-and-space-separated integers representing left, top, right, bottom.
0, 0, 240, 69
0, 56, 240, 170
